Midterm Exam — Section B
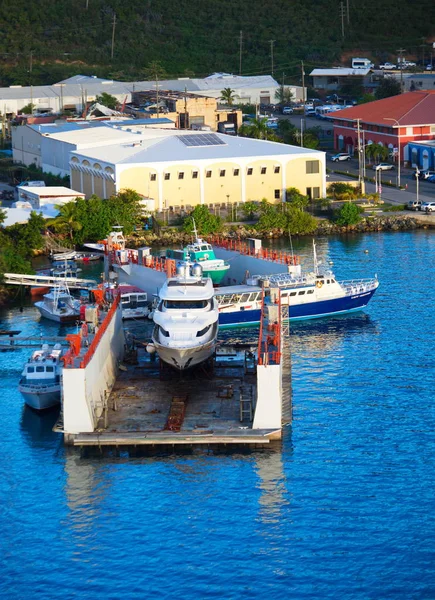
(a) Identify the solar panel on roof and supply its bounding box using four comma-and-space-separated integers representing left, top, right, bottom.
177, 134, 227, 147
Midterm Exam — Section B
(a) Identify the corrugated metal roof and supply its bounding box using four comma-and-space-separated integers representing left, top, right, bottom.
310, 68, 371, 77
332, 90, 435, 126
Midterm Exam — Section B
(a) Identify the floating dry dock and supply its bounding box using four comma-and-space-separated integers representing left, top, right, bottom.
60, 289, 291, 449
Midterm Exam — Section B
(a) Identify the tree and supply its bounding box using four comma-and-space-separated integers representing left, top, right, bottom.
286, 187, 309, 209
241, 201, 258, 220
375, 76, 401, 100
46, 202, 83, 242
19, 103, 35, 114
0, 209, 6, 226
183, 205, 223, 235
239, 118, 270, 140
274, 86, 293, 105
335, 202, 363, 226
6, 211, 46, 257
360, 93, 376, 104
141, 61, 167, 116
286, 207, 317, 235
95, 92, 118, 110
220, 88, 237, 106
365, 143, 389, 165
255, 199, 287, 233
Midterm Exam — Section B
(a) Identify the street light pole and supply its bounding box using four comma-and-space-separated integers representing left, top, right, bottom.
384, 117, 401, 188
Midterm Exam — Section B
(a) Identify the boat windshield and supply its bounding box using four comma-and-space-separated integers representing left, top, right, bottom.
164, 299, 208, 309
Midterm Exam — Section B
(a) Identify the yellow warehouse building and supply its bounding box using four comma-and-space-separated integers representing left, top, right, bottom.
70, 130, 326, 209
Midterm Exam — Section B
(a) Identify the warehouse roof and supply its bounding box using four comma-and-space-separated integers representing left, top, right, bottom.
71, 130, 323, 166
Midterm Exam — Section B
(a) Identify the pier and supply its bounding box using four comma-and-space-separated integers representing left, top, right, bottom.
3, 273, 96, 290
60, 287, 292, 450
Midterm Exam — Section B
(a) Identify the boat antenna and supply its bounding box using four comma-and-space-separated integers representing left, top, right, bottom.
192, 217, 199, 243
288, 230, 295, 263
313, 239, 319, 276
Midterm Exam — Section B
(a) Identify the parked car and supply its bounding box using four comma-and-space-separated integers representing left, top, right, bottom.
330, 153, 351, 162
421, 201, 435, 213
426, 64, 434, 71
282, 106, 293, 114
406, 200, 422, 211
379, 63, 396, 70
427, 175, 435, 183
414, 170, 435, 180
373, 163, 395, 171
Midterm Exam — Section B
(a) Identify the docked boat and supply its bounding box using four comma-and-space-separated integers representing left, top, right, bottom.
18, 344, 63, 410
105, 285, 149, 320
151, 263, 219, 370
166, 223, 230, 284
34, 284, 81, 323
216, 242, 379, 327
50, 250, 77, 262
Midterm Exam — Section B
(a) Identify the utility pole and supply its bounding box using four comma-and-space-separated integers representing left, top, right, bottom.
239, 31, 243, 75
340, 2, 345, 38
282, 72, 285, 104
301, 60, 306, 103
356, 118, 362, 189
29, 51, 33, 115
397, 48, 406, 92
420, 38, 426, 68
300, 117, 304, 147
269, 40, 275, 77
346, 0, 350, 24
184, 86, 188, 130
111, 13, 116, 60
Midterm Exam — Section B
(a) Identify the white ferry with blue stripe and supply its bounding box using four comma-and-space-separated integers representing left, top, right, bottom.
216, 243, 379, 327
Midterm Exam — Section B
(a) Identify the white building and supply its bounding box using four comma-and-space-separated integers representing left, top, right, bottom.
16, 186, 85, 209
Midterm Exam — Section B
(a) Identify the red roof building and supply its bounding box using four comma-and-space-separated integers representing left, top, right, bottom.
332, 91, 435, 163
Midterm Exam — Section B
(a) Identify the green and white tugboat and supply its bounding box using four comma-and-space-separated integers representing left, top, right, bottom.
166, 222, 230, 285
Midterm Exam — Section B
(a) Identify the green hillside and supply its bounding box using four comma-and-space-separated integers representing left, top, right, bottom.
0, 0, 434, 86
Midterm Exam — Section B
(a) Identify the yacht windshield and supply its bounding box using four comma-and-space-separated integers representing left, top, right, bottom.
164, 299, 208, 309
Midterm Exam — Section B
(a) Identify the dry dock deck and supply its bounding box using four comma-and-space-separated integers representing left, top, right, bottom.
70, 349, 279, 447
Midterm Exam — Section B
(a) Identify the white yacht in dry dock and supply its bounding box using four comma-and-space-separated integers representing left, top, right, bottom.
151, 263, 219, 370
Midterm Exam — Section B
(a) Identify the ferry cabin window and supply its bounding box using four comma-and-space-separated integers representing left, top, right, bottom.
164, 299, 208, 309
46, 366, 54, 372
201, 245, 208, 250
327, 279, 330, 284
290, 291, 297, 296
36, 366, 44, 373
240, 293, 250, 302
306, 160, 320, 174
27, 366, 35, 373
281, 292, 288, 298
307, 289, 314, 294
298, 291, 305, 295
248, 292, 259, 301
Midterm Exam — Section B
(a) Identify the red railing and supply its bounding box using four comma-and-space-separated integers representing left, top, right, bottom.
207, 236, 300, 266
257, 289, 281, 366
79, 295, 120, 369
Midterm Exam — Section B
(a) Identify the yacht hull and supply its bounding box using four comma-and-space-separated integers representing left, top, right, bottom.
19, 385, 61, 410
219, 288, 378, 328
152, 337, 216, 370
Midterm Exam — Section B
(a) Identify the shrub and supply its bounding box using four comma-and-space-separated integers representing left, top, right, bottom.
335, 202, 363, 226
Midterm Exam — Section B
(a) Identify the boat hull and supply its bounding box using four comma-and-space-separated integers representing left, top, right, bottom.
19, 385, 60, 410
219, 288, 378, 328
204, 266, 230, 285
30, 286, 51, 297
152, 337, 216, 370
35, 303, 79, 323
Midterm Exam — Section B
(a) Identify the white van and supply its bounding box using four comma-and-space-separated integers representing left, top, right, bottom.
352, 58, 374, 69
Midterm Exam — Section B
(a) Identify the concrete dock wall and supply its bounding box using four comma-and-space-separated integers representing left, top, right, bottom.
63, 305, 125, 435
214, 248, 296, 285
253, 362, 282, 429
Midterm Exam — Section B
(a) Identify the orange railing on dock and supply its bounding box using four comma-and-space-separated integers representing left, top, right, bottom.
257, 289, 282, 366
79, 295, 120, 369
207, 236, 300, 266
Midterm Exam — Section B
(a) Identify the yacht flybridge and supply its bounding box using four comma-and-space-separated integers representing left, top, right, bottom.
151, 263, 219, 370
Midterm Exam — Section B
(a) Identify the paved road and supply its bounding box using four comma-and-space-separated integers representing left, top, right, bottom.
327, 156, 435, 199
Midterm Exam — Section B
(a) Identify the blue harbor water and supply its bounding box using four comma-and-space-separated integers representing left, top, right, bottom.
1, 231, 435, 599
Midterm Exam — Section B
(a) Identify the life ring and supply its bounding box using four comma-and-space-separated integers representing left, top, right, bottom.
316, 280, 323, 289
204, 253, 209, 260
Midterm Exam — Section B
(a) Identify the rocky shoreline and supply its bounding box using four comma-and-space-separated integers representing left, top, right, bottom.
127, 214, 426, 247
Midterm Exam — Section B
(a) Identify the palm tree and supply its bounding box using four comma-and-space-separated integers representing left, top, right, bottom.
240, 118, 270, 140
365, 143, 389, 165
46, 203, 82, 243
220, 88, 237, 106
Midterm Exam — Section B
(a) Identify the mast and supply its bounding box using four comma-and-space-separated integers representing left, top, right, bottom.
313, 239, 319, 276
